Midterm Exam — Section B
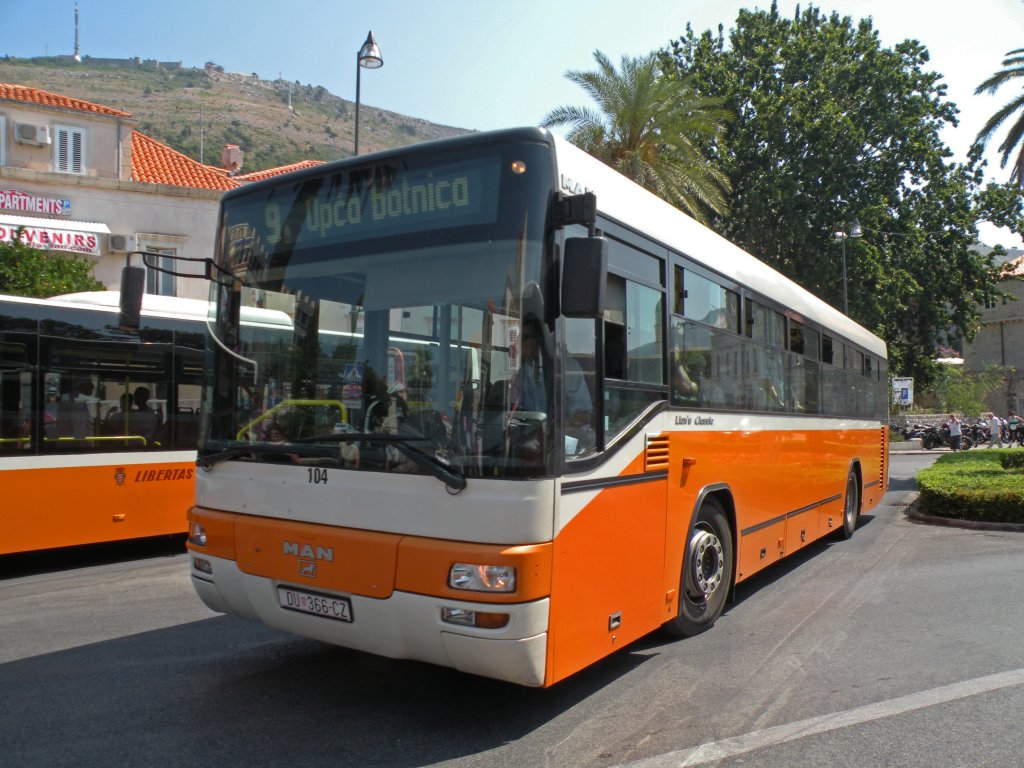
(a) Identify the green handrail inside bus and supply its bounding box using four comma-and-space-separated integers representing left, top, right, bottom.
236, 399, 349, 441
44, 435, 150, 445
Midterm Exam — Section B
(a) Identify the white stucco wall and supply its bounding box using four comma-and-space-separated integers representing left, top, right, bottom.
1, 166, 222, 300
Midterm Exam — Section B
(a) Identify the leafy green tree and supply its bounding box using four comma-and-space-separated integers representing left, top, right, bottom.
975, 48, 1024, 187
0, 229, 104, 297
542, 50, 732, 224
976, 181, 1024, 233
663, 3, 1002, 385
934, 364, 1007, 418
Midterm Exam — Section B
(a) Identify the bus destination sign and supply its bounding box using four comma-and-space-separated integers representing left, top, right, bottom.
258, 159, 500, 249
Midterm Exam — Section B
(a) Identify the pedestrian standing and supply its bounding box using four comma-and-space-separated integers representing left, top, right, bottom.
986, 411, 1003, 448
948, 413, 962, 451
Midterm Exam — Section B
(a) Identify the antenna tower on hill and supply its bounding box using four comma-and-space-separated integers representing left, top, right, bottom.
73, 1, 81, 62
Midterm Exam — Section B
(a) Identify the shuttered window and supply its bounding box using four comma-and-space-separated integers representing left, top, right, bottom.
55, 125, 85, 175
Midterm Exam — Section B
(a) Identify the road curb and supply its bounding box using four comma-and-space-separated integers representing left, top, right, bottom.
902, 493, 1024, 533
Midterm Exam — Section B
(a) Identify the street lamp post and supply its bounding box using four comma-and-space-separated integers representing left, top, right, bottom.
834, 217, 862, 315
354, 31, 383, 156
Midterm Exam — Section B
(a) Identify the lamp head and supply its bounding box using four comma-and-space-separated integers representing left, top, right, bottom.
849, 217, 863, 238
358, 31, 383, 69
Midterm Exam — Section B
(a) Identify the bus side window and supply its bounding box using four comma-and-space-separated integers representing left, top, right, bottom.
0, 368, 32, 453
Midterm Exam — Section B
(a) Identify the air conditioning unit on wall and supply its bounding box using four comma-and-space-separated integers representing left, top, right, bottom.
14, 122, 51, 146
109, 234, 135, 253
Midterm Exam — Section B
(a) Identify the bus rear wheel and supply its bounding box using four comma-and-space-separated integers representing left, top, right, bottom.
840, 467, 860, 540
664, 497, 733, 637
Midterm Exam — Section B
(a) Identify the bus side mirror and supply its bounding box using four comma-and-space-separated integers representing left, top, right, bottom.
561, 236, 607, 319
118, 265, 145, 330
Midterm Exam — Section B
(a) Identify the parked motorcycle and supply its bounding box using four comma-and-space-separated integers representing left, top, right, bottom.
921, 425, 941, 450
901, 422, 927, 441
968, 421, 991, 447
922, 423, 973, 450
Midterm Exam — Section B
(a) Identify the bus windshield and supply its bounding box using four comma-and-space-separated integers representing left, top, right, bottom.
203, 140, 557, 480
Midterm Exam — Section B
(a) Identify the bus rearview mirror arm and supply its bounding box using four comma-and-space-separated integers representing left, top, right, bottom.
118, 250, 241, 331
133, 251, 238, 287
554, 191, 597, 235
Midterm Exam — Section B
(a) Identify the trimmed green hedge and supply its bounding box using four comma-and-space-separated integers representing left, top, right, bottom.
916, 449, 1024, 524
1001, 451, 1024, 471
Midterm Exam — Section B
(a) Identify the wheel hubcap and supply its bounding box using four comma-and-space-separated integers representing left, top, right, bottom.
687, 526, 724, 598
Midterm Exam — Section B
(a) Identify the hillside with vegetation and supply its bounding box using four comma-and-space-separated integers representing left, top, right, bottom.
0, 57, 471, 172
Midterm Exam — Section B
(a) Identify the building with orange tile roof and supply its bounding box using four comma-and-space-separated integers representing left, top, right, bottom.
235, 159, 324, 183
130, 131, 240, 191
0, 83, 132, 118
1, 82, 319, 300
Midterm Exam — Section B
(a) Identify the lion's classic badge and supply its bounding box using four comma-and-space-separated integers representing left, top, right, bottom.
114, 467, 126, 486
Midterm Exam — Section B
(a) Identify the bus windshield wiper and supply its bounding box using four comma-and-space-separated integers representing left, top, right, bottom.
296, 432, 468, 491
196, 442, 341, 469
199, 433, 467, 491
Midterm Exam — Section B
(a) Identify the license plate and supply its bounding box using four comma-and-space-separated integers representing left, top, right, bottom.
277, 586, 353, 622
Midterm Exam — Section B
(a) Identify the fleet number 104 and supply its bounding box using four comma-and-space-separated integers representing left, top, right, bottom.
308, 467, 329, 484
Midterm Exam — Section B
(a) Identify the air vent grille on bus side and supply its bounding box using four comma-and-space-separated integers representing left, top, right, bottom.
645, 434, 670, 472
880, 426, 888, 492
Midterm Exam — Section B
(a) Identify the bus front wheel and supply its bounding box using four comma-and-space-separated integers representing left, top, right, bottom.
664, 497, 733, 637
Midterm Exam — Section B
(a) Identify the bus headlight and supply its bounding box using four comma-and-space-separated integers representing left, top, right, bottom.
189, 521, 207, 547
449, 563, 516, 593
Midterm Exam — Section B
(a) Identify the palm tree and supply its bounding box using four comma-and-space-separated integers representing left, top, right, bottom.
542, 50, 732, 224
975, 48, 1024, 187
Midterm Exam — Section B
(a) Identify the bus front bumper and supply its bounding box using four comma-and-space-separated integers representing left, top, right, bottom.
189, 553, 550, 687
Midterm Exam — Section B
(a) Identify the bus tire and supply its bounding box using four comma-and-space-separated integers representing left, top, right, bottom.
664, 497, 733, 637
840, 466, 860, 540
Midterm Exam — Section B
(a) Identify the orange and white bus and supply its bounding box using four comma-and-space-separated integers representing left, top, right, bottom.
185, 127, 888, 686
0, 291, 208, 554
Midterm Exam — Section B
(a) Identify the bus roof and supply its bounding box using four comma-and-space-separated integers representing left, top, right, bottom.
219, 126, 883, 357
550, 133, 886, 358
3, 291, 291, 328
51, 291, 210, 320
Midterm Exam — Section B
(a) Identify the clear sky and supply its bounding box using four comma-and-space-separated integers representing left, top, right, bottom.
2, 0, 1022, 245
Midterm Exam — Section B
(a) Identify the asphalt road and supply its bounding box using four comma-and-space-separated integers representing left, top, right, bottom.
3, 452, 1024, 767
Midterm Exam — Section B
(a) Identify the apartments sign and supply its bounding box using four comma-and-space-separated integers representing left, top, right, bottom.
0, 189, 72, 216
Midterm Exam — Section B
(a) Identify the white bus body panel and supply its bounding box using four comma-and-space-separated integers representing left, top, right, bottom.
196, 463, 556, 545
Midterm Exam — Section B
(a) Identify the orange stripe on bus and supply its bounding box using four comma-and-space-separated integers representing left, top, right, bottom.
187, 505, 554, 603
1, 462, 193, 555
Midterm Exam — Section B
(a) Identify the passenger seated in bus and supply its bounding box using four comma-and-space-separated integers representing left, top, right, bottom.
690, 358, 725, 407
671, 352, 699, 405
58, 376, 96, 439
44, 387, 59, 439
130, 386, 160, 443
759, 376, 784, 410
103, 393, 134, 433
